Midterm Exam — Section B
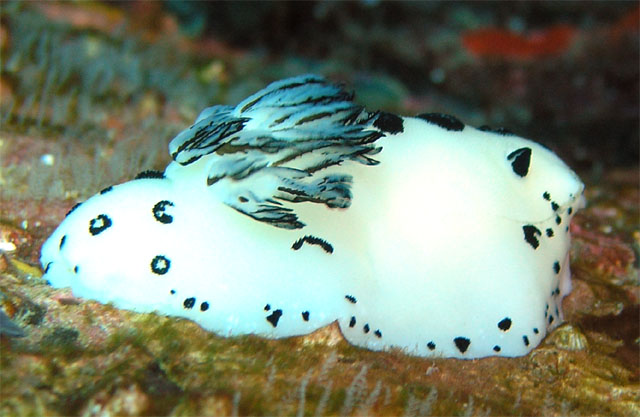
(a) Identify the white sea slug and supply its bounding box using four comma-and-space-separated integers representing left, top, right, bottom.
41, 75, 585, 358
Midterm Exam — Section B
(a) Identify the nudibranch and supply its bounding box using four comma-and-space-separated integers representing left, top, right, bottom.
41, 75, 585, 358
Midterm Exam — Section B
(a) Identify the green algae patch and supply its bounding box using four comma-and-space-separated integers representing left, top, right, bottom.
39, 326, 81, 356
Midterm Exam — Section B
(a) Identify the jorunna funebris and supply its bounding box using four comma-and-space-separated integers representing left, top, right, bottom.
41, 75, 585, 358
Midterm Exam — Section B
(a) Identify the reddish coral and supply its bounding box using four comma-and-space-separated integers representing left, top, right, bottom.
462, 24, 577, 59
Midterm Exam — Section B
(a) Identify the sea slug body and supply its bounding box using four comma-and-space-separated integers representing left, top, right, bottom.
41, 75, 585, 358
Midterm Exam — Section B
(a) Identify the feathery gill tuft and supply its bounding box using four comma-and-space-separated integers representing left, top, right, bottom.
168, 75, 384, 229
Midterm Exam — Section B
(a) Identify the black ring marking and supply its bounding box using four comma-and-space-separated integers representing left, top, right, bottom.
89, 214, 112, 236
153, 200, 175, 224
151, 255, 171, 275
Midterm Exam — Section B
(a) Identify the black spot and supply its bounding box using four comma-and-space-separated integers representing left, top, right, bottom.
264, 304, 271, 311
454, 337, 471, 353
170, 289, 176, 295
554, 287, 560, 296
555, 306, 559, 317
363, 324, 370, 333
44, 262, 52, 274
238, 196, 249, 203
150, 255, 171, 275
89, 214, 112, 236
200, 302, 209, 311
507, 147, 532, 177
266, 309, 283, 327
374, 330, 382, 338
373, 112, 404, 134
523, 225, 542, 249
568, 207, 573, 215
291, 235, 334, 254
493, 345, 501, 352
543, 192, 551, 201
498, 317, 512, 331
135, 170, 165, 180
100, 186, 113, 195
59, 235, 67, 250
555, 215, 562, 225
183, 297, 195, 309
301, 311, 310, 321
427, 341, 436, 350
553, 261, 560, 274
551, 201, 559, 211
533, 328, 539, 334
523, 335, 530, 346
548, 315, 555, 324
345, 295, 357, 304
349, 316, 356, 327
153, 200, 175, 224
73, 265, 79, 274
478, 125, 514, 136
65, 202, 82, 217
417, 112, 465, 131
546, 228, 554, 237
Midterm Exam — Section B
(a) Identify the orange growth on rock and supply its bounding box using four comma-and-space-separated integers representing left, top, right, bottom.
462, 24, 577, 59
609, 6, 640, 41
